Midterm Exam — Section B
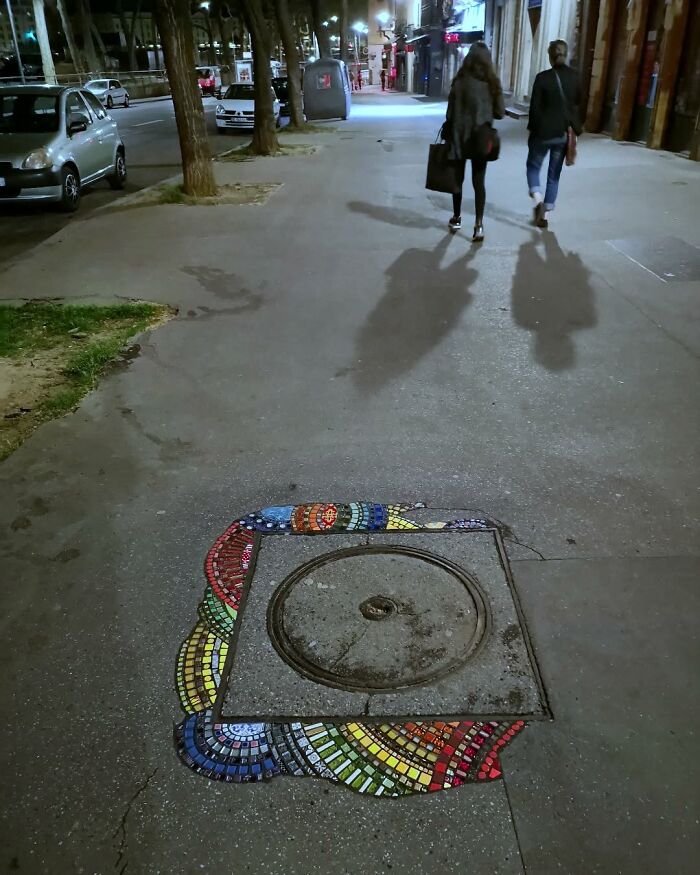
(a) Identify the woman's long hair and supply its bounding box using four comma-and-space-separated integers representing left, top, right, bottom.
454, 41, 501, 98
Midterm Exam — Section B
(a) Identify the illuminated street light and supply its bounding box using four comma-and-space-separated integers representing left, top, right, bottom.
352, 21, 365, 32
376, 11, 391, 25
200, 1, 210, 9
330, 15, 338, 22
322, 20, 328, 26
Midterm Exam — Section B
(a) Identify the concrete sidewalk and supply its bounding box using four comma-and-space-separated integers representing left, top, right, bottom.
0, 93, 699, 874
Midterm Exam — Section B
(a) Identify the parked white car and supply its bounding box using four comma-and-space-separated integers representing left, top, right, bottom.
85, 79, 130, 109
215, 83, 280, 132
0, 84, 126, 211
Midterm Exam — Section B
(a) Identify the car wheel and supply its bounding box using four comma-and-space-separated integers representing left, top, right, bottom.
124, 93, 130, 107
106, 95, 113, 109
107, 150, 127, 190
59, 166, 81, 212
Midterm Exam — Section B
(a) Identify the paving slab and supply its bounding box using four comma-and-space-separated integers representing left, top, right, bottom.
224, 529, 546, 721
504, 557, 700, 874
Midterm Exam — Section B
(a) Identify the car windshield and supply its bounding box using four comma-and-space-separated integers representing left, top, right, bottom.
0, 93, 59, 134
224, 85, 254, 100
197, 69, 211, 78
87, 80, 109, 89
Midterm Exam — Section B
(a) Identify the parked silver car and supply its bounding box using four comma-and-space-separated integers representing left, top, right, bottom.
0, 84, 126, 211
85, 78, 130, 109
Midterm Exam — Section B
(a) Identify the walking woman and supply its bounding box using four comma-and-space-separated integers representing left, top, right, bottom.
444, 42, 505, 242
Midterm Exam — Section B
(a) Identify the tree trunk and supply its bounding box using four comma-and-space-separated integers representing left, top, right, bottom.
154, 0, 217, 196
217, 13, 232, 69
273, 0, 304, 128
309, 0, 331, 58
57, 0, 86, 73
80, 0, 100, 73
32, 0, 56, 83
241, 0, 279, 154
153, 16, 161, 69
117, 0, 141, 71
339, 0, 348, 62
91, 20, 109, 67
129, 2, 142, 70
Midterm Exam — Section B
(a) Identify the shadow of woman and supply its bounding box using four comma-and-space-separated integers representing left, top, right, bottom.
351, 235, 477, 393
511, 232, 597, 372
347, 200, 437, 230
350, 197, 534, 234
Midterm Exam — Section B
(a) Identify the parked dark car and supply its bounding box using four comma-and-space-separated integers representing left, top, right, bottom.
0, 55, 42, 83
272, 76, 290, 117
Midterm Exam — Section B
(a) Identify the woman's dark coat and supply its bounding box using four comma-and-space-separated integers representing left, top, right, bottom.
445, 73, 505, 161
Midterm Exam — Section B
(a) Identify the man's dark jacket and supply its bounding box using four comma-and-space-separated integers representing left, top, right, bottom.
528, 65, 583, 140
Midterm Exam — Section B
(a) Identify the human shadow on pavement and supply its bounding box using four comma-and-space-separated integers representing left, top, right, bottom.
347, 200, 436, 229
511, 231, 597, 372
350, 198, 533, 234
349, 234, 476, 393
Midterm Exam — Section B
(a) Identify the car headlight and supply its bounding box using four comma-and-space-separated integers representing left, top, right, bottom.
22, 148, 52, 170
216, 104, 225, 115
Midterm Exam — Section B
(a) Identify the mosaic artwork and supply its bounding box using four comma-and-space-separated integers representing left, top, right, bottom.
174, 502, 527, 796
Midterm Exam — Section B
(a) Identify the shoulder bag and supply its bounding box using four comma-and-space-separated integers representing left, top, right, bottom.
425, 128, 460, 194
470, 123, 501, 162
554, 70, 577, 166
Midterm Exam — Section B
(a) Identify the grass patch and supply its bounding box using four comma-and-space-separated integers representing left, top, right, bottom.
119, 181, 281, 209
281, 123, 336, 134
218, 143, 317, 161
0, 300, 173, 461
156, 183, 188, 204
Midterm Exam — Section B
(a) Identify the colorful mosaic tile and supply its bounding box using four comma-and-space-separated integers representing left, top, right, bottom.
174, 502, 526, 796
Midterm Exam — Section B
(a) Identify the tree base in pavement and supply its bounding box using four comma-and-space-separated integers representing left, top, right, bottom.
154, 0, 216, 197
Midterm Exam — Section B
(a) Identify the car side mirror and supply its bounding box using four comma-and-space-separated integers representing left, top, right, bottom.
69, 115, 89, 135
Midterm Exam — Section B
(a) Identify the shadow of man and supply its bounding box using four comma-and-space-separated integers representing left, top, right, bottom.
511, 232, 597, 372
349, 198, 533, 234
351, 235, 477, 393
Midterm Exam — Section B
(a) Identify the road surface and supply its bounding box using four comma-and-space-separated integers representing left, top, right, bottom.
0, 96, 245, 268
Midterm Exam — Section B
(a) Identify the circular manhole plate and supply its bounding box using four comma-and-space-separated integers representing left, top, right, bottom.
267, 546, 487, 692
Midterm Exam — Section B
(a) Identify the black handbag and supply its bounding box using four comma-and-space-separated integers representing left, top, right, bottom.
470, 123, 501, 162
425, 132, 460, 194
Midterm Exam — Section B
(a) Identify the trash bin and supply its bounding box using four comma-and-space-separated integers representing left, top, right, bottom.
302, 59, 351, 121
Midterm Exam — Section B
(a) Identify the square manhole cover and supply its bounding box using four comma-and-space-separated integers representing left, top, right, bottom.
608, 236, 700, 282
217, 529, 548, 722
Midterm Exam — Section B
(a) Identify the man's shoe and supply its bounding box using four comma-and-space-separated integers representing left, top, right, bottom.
472, 223, 484, 243
448, 215, 462, 232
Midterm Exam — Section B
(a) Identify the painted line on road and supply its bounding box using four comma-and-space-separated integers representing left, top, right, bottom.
131, 120, 165, 128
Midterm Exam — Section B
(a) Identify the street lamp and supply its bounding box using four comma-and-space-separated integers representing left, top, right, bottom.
376, 11, 391, 26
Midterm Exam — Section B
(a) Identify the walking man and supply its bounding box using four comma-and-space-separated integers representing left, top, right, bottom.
527, 40, 583, 228
380, 68, 386, 91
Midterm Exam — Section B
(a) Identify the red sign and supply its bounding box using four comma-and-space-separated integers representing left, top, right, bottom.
444, 33, 459, 44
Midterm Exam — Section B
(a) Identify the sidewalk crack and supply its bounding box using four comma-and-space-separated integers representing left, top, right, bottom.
112, 767, 158, 873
